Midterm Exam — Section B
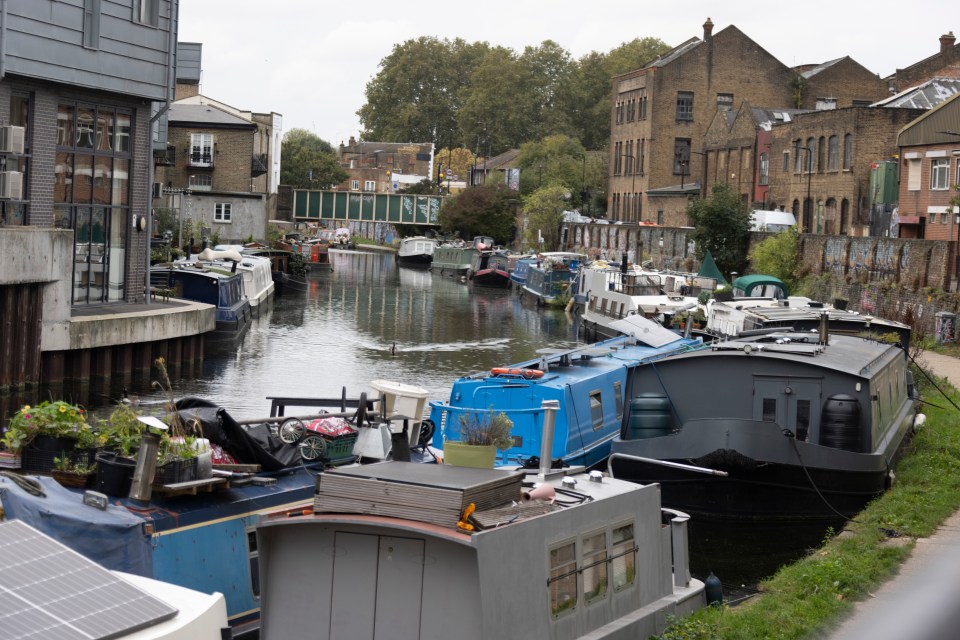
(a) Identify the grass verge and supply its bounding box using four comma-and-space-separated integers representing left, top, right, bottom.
656, 363, 960, 639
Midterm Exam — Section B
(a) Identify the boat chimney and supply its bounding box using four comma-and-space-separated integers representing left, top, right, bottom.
128, 431, 161, 506
620, 253, 628, 274
818, 311, 830, 345
539, 400, 560, 480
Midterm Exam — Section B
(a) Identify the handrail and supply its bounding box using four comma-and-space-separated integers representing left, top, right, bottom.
606, 452, 728, 478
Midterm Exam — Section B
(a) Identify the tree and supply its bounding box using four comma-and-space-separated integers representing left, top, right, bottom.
438, 184, 517, 244
687, 183, 752, 279
523, 185, 569, 251
399, 178, 437, 195
516, 135, 586, 200
280, 128, 346, 189
435, 147, 478, 182
748, 227, 801, 292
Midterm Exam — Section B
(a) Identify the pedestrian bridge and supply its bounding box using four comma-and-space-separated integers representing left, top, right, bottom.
293, 189, 444, 226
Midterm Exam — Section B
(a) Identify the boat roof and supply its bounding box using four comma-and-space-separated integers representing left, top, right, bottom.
734, 274, 787, 290
721, 299, 910, 329
661, 331, 903, 378
154, 264, 242, 281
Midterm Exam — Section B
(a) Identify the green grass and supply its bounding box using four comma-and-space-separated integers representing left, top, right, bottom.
654, 368, 960, 639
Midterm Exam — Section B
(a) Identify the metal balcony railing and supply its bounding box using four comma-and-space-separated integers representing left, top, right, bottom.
189, 152, 214, 168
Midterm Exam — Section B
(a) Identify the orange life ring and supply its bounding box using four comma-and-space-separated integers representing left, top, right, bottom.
490, 367, 544, 379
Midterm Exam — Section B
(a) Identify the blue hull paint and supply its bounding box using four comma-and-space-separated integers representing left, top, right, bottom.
429, 334, 704, 467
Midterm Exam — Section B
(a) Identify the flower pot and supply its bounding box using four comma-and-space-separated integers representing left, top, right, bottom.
21, 435, 96, 475
52, 469, 94, 488
95, 451, 138, 497
443, 442, 497, 469
154, 457, 198, 485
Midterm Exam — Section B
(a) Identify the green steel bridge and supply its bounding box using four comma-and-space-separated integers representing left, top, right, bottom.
292, 189, 445, 226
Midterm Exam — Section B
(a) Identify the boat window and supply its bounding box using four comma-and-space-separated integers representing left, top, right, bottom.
589, 390, 603, 430
762, 398, 777, 422
582, 531, 608, 604
588, 296, 596, 312
246, 526, 260, 599
796, 400, 810, 441
614, 382, 623, 420
549, 541, 578, 617
600, 299, 608, 315
611, 523, 636, 591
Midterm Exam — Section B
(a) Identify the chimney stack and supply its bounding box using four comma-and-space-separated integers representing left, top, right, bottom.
703, 17, 714, 40
941, 31, 956, 54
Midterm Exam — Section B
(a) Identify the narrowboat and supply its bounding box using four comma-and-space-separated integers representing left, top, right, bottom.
608, 322, 923, 524
241, 247, 309, 293
201, 247, 275, 310
256, 461, 705, 640
521, 252, 586, 306
150, 263, 252, 337
431, 236, 493, 277
396, 235, 438, 267
467, 249, 511, 287
508, 254, 537, 288
577, 261, 716, 343
0, 385, 437, 639
427, 321, 704, 469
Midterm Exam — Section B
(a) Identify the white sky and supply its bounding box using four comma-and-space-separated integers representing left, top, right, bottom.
178, 0, 956, 147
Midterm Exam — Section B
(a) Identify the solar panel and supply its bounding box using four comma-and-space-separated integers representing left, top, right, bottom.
0, 520, 177, 640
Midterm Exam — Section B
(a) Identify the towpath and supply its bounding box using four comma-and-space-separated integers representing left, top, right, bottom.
827, 350, 960, 640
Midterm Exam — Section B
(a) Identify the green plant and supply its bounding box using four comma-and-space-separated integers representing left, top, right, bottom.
52, 456, 95, 474
95, 404, 145, 458
1, 400, 95, 453
458, 410, 514, 450
209, 229, 222, 247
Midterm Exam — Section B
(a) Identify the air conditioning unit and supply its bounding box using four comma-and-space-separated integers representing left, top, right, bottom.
0, 125, 25, 154
0, 171, 24, 200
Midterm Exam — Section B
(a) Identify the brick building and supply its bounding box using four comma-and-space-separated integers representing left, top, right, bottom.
888, 31, 960, 93
896, 93, 960, 245
336, 137, 434, 193
609, 19, 796, 225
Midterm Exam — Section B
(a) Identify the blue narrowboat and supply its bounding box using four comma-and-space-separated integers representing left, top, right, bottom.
427, 322, 704, 469
151, 264, 252, 337
521, 252, 586, 306
508, 255, 537, 288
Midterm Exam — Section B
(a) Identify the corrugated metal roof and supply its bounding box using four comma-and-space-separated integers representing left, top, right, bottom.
750, 106, 814, 130
872, 78, 960, 109
650, 37, 702, 67
800, 57, 846, 79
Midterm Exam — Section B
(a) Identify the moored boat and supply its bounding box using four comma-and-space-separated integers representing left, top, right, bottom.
427, 320, 704, 469
509, 254, 537, 288
608, 323, 922, 524
150, 262, 252, 338
256, 461, 705, 640
467, 248, 511, 287
241, 247, 309, 293
431, 236, 493, 277
396, 235, 438, 267
202, 247, 275, 310
521, 251, 585, 306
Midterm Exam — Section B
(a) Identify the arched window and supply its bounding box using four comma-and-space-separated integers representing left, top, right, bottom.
818, 136, 826, 172
843, 134, 852, 170
825, 197, 837, 234
794, 139, 803, 173
840, 199, 850, 234
828, 136, 839, 171
806, 138, 816, 173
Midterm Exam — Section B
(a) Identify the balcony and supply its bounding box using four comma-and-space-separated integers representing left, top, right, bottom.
153, 145, 176, 166
189, 152, 214, 168
251, 153, 268, 177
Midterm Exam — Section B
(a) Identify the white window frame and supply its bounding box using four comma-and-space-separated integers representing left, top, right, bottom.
189, 174, 212, 191
350, 179, 360, 191
931, 158, 950, 190
215, 202, 232, 223
364, 180, 376, 192
190, 133, 214, 167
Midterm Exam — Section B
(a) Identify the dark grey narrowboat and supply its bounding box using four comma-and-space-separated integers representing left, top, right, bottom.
609, 326, 922, 523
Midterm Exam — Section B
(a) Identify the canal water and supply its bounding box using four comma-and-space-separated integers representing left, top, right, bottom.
8, 249, 831, 590
120, 249, 580, 419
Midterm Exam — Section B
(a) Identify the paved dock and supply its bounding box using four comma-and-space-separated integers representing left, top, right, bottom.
828, 350, 960, 640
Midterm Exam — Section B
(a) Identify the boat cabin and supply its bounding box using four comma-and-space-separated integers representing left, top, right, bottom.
732, 274, 788, 299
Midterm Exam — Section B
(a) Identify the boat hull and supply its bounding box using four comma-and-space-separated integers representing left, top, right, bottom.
397, 254, 433, 267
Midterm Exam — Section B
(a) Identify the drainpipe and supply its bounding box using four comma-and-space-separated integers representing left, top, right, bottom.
145, 1, 179, 304
1, 0, 8, 80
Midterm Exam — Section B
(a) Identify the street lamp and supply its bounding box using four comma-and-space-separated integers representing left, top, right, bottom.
794, 142, 814, 233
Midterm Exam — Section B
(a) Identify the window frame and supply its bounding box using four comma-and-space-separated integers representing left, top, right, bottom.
214, 202, 232, 223
190, 133, 214, 167
363, 180, 376, 192
675, 91, 694, 121
759, 152, 769, 186
83, 0, 101, 49
931, 158, 950, 190
828, 135, 839, 171
548, 539, 578, 618
133, 0, 160, 27
843, 134, 852, 170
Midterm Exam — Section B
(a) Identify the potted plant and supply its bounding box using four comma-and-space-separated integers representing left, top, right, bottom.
444, 409, 514, 469
93, 404, 144, 496
51, 456, 96, 488
1, 400, 99, 474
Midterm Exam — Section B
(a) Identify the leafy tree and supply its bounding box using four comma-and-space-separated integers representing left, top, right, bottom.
280, 129, 346, 188
687, 183, 752, 279
748, 227, 801, 292
399, 178, 438, 195
523, 185, 569, 251
438, 184, 518, 244
516, 134, 586, 200
436, 147, 478, 182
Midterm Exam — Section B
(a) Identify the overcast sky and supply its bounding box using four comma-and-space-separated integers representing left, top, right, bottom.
177, 1, 955, 147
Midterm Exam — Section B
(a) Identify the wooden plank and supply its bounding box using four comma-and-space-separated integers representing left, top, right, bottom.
212, 463, 261, 473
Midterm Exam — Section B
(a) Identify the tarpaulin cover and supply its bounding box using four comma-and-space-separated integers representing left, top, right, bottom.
174, 397, 303, 470
0, 474, 152, 576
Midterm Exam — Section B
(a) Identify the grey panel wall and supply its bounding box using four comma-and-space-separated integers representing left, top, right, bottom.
1, 0, 177, 101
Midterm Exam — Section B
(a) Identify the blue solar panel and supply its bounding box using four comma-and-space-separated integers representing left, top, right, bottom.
0, 520, 177, 640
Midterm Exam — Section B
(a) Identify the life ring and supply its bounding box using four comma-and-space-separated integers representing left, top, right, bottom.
490, 367, 544, 379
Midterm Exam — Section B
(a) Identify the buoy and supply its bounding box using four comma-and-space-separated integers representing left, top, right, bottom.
705, 571, 723, 606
